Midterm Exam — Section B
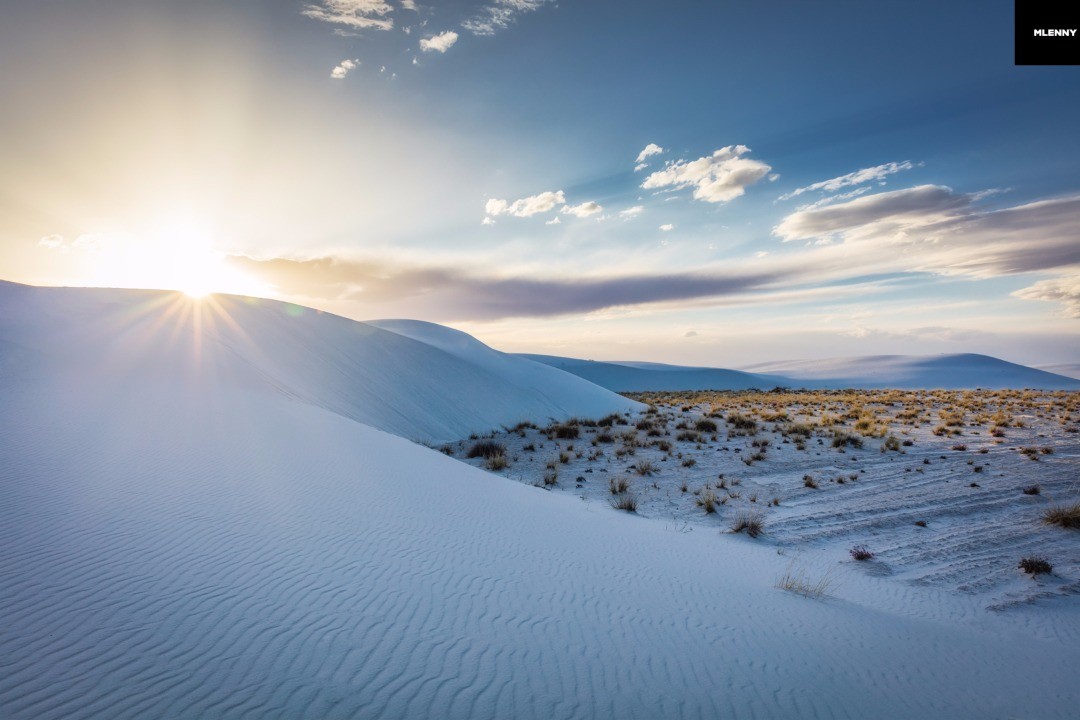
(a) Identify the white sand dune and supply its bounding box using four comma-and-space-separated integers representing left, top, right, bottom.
0, 282, 636, 443
522, 352, 1080, 391
518, 353, 785, 391
741, 353, 1080, 390
2, 283, 1079, 718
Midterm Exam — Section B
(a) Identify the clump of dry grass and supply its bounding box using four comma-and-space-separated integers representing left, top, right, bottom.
467, 440, 506, 459
730, 511, 764, 537
634, 459, 658, 476
610, 494, 638, 512
696, 488, 719, 514
1043, 502, 1080, 529
485, 453, 509, 471
609, 476, 630, 495
775, 561, 836, 598
1018, 556, 1052, 575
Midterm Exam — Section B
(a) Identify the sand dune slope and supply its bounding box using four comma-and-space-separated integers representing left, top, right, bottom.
0, 282, 637, 442
1, 287, 1079, 719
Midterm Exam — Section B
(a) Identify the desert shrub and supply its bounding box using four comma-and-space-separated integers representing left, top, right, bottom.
523, 443, 536, 452
635, 420, 654, 431
610, 494, 638, 512
440, 444, 455, 456
609, 476, 630, 494
1022, 485, 1041, 495
694, 418, 718, 433
803, 474, 819, 489
951, 443, 967, 451
552, 424, 580, 439
485, 453, 509, 471
726, 413, 758, 431
831, 431, 863, 449
1018, 556, 1052, 575
468, 440, 506, 459
730, 511, 764, 537
595, 431, 615, 443
542, 470, 558, 486
682, 458, 697, 468
883, 436, 901, 452
1043, 502, 1080, 529
634, 459, 658, 476
696, 488, 719, 514
559, 452, 570, 464
775, 561, 836, 598
676, 431, 701, 443
849, 545, 874, 561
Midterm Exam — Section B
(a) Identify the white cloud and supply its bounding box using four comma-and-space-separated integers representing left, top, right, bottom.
330, 59, 358, 79
38, 234, 65, 249
634, 163, 648, 172
420, 30, 458, 52
562, 201, 603, 218
635, 143, 664, 163
1013, 275, 1080, 318
641, 145, 771, 203
659, 224, 675, 232
485, 190, 565, 218
779, 161, 915, 201
774, 184, 970, 242
302, 0, 395, 30
620, 206, 644, 218
545, 216, 561, 225
793, 186, 870, 212
684, 330, 698, 338
481, 216, 495, 226
463, 0, 552, 36
400, 0, 418, 9
755, 251, 769, 258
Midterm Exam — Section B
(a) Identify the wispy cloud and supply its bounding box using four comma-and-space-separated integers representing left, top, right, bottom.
659, 223, 675, 232
330, 59, 358, 78
635, 143, 664, 163
562, 201, 603, 218
774, 184, 970, 242
420, 30, 459, 52
225, 254, 784, 321
462, 0, 553, 36
485, 190, 565, 218
1013, 275, 1080, 318
779, 160, 915, 201
302, 0, 395, 30
641, 145, 771, 203
620, 206, 644, 218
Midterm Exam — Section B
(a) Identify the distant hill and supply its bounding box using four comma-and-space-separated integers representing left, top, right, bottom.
518, 352, 1080, 391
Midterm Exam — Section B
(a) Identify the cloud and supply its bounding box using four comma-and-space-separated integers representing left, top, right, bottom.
420, 30, 458, 52
562, 201, 603, 218
620, 206, 644, 218
38, 234, 64, 249
659, 224, 674, 232
481, 216, 495, 226
400, 0, 417, 9
463, 0, 552, 36
545, 216, 561, 225
774, 187, 1080, 280
1013, 275, 1080, 318
774, 185, 971, 242
635, 143, 664, 163
330, 59, 358, 79
683, 330, 698, 338
793, 186, 870, 212
634, 163, 648, 172
225, 254, 783, 321
485, 190, 565, 218
641, 145, 771, 203
302, 0, 395, 30
779, 161, 915, 201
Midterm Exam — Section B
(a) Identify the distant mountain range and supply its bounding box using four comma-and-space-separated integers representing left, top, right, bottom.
517, 352, 1080, 391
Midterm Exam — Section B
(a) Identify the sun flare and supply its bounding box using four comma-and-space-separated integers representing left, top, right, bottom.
82, 219, 268, 299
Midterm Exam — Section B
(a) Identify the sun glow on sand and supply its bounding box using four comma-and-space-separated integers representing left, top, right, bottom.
86, 219, 266, 299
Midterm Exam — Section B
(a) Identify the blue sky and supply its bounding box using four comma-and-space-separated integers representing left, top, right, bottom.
2, 0, 1078, 365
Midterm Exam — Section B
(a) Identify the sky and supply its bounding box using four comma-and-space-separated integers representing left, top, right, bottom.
1, 0, 1078, 367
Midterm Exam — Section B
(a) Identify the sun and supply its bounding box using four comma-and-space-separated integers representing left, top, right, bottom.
85, 218, 267, 299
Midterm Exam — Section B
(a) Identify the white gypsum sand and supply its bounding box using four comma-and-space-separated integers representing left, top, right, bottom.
2, 283, 1079, 719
